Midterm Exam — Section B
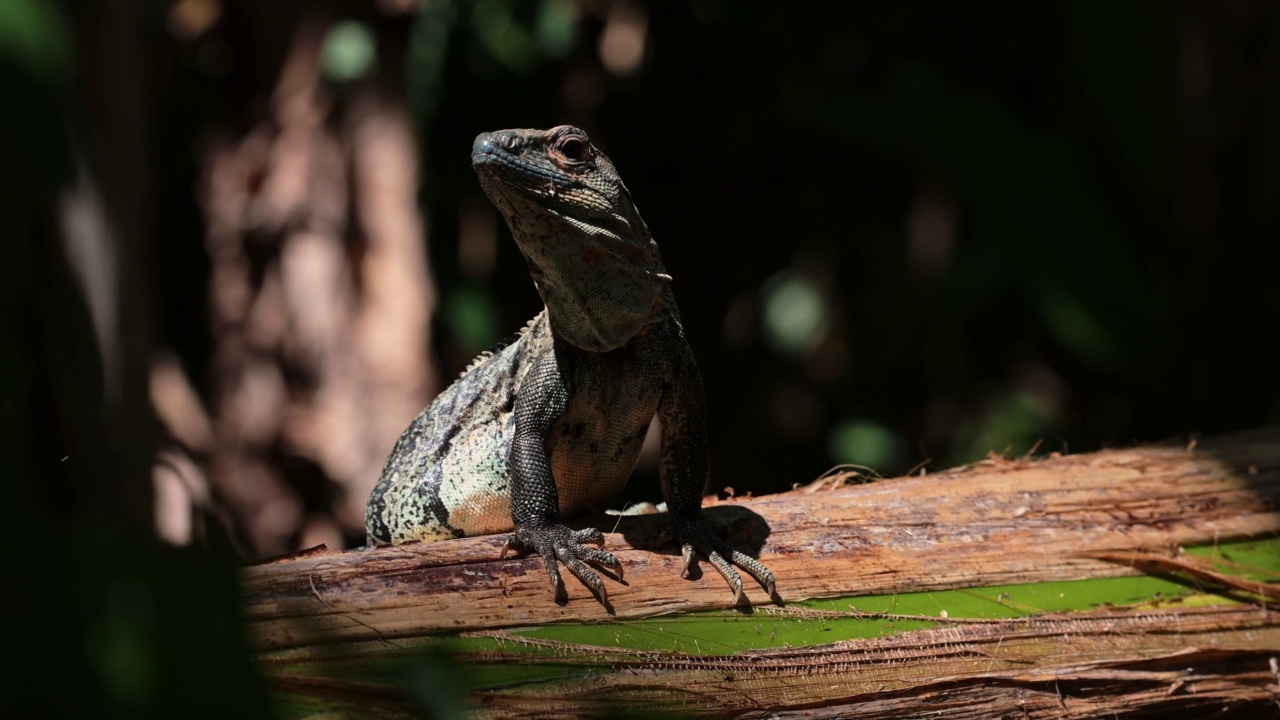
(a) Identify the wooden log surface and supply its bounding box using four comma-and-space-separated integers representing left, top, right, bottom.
242, 427, 1280, 651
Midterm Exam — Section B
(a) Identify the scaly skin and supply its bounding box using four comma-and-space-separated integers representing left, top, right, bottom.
365, 126, 775, 603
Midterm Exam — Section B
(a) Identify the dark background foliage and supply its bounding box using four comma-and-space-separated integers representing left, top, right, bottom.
425, 2, 1276, 487
2, 0, 1276, 716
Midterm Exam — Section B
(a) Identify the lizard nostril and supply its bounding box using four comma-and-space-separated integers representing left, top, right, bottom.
473, 132, 518, 156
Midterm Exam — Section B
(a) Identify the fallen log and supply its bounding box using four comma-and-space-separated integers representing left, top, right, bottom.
245, 427, 1280, 717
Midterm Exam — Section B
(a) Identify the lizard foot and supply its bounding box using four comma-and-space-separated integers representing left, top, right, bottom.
503, 525, 622, 602
669, 515, 776, 604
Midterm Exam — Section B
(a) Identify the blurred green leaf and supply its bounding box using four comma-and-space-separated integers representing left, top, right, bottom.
87, 576, 159, 712
470, 0, 580, 73
956, 387, 1056, 462
321, 20, 377, 83
0, 0, 69, 82
443, 284, 503, 354
407, 0, 455, 122
403, 648, 473, 720
827, 419, 905, 470
471, 0, 537, 72
760, 271, 827, 356
535, 0, 577, 57
1038, 283, 1116, 372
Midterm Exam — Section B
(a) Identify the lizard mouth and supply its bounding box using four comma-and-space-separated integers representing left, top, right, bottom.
473, 157, 621, 234
470, 130, 645, 262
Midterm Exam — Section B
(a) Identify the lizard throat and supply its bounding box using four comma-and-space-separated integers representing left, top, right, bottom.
518, 222, 668, 353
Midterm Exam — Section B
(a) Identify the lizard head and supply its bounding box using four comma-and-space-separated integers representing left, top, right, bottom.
472, 126, 670, 352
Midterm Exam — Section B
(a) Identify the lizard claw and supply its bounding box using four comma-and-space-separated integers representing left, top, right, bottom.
680, 542, 697, 579
506, 525, 622, 603
499, 536, 519, 560
670, 515, 776, 603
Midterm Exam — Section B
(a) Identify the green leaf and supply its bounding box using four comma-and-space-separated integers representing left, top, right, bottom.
321, 20, 377, 83
0, 0, 69, 82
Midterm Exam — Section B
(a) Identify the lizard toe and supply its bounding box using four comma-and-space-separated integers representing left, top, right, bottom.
510, 524, 620, 602
671, 515, 775, 602
573, 545, 623, 579
555, 546, 607, 602
704, 548, 747, 604
572, 527, 607, 547
726, 549, 776, 596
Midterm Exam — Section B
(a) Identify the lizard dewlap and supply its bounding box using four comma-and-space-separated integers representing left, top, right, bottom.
365, 126, 775, 603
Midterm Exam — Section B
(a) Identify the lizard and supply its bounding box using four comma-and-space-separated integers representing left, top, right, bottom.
365, 125, 775, 604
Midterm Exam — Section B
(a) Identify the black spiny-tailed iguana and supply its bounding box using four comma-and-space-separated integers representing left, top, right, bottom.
365, 125, 775, 604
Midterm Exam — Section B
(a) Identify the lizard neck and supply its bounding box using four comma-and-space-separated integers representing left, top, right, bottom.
519, 219, 671, 353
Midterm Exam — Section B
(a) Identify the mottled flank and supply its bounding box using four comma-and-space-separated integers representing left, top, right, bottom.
366, 126, 775, 602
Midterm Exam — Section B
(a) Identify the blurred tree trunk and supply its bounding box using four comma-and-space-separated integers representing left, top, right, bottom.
53, 0, 160, 530
191, 3, 436, 556
0, 0, 157, 547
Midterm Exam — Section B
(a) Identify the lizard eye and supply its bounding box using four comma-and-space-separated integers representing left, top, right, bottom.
556, 135, 590, 163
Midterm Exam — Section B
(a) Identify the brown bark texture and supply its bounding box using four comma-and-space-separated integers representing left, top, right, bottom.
244, 428, 1280, 717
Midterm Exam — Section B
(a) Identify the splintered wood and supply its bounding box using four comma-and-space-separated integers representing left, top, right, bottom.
243, 428, 1280, 716
244, 428, 1280, 643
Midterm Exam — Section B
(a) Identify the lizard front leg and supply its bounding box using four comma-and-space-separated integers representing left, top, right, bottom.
503, 343, 622, 602
660, 341, 777, 603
